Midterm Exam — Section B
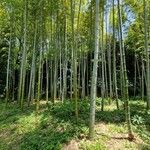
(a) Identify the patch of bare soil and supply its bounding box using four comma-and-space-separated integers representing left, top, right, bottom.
0, 130, 11, 139
95, 123, 143, 150
95, 123, 109, 133
107, 133, 142, 150
62, 140, 79, 150
95, 123, 110, 137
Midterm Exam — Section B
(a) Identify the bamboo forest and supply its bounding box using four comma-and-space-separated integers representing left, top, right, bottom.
0, 0, 150, 149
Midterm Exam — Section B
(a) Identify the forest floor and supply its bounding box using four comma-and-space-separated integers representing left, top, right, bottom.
0, 99, 150, 150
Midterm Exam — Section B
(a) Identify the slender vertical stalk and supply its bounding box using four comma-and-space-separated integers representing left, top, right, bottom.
89, 0, 99, 139
141, 56, 145, 100
117, 0, 134, 140
70, 0, 78, 121
37, 40, 42, 112
5, 35, 12, 107
46, 58, 49, 104
37, 0, 44, 111
81, 52, 86, 99
133, 54, 137, 98
144, 0, 150, 109
18, 0, 28, 110
28, 20, 37, 106
107, 10, 113, 100
101, 4, 105, 111
113, 0, 119, 109
62, 11, 67, 102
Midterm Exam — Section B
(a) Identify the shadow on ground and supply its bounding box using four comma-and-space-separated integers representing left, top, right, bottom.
0, 100, 150, 149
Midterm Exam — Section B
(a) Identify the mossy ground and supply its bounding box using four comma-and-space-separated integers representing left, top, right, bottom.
0, 99, 150, 150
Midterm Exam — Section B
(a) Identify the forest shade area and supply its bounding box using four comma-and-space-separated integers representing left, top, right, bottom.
0, 0, 150, 149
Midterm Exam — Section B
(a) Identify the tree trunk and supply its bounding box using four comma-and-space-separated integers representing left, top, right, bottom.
89, 0, 99, 139
144, 0, 150, 109
113, 0, 119, 109
117, 0, 134, 140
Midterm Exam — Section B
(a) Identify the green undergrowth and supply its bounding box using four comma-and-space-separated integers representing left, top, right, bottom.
0, 99, 150, 150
